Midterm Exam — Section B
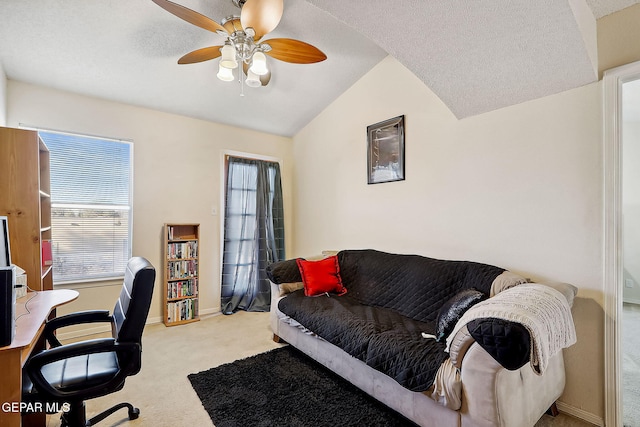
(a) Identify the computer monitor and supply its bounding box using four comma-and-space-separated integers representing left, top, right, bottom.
0, 216, 10, 268
0, 216, 14, 346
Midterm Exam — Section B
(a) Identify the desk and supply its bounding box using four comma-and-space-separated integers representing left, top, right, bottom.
0, 290, 79, 427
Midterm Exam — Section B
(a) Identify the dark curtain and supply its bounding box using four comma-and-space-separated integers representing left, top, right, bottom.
221, 156, 285, 314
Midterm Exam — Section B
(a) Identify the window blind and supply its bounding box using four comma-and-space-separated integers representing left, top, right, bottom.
39, 131, 132, 283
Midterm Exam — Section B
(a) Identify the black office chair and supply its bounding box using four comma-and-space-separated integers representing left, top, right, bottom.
23, 257, 156, 427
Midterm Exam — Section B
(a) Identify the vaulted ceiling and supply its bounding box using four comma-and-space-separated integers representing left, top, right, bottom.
0, 0, 638, 136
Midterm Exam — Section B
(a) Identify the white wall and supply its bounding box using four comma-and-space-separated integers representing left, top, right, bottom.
597, 3, 640, 77
292, 56, 605, 421
0, 63, 7, 126
7, 80, 294, 327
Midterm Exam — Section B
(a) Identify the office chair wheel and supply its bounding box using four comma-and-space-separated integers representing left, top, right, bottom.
85, 402, 139, 426
128, 407, 140, 420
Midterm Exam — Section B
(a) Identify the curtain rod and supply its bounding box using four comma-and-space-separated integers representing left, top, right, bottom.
223, 150, 281, 164
18, 123, 133, 143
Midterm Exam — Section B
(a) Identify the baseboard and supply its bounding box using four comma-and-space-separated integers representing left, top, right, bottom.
56, 324, 112, 341
623, 297, 640, 305
146, 315, 162, 324
56, 308, 222, 341
556, 402, 604, 426
199, 307, 220, 317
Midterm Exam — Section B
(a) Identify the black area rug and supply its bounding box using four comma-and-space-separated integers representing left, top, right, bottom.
188, 346, 418, 427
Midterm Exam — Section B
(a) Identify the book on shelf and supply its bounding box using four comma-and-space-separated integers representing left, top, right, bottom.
167, 240, 198, 259
41, 239, 53, 267
166, 225, 197, 242
166, 298, 198, 323
167, 260, 198, 280
167, 278, 198, 299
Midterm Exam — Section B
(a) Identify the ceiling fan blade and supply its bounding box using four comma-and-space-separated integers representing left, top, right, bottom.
152, 0, 228, 34
178, 46, 223, 64
264, 38, 327, 64
240, 0, 283, 40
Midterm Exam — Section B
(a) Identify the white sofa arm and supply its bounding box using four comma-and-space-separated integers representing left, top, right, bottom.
450, 281, 576, 427
448, 325, 475, 369
458, 343, 565, 427
270, 281, 284, 336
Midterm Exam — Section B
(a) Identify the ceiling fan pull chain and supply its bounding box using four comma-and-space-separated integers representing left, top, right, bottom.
240, 66, 245, 97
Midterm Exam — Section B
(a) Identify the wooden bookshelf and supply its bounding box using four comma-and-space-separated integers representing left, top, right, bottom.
163, 223, 200, 326
0, 127, 53, 292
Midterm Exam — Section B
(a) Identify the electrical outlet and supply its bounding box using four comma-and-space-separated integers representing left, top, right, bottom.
211, 206, 218, 216
625, 279, 634, 288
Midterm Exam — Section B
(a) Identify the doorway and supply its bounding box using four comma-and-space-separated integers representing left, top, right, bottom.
219, 154, 285, 315
603, 61, 640, 427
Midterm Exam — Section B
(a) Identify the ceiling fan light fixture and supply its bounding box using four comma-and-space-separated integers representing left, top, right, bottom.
220, 44, 238, 69
217, 63, 235, 82
250, 51, 268, 76
152, 0, 327, 94
246, 69, 262, 88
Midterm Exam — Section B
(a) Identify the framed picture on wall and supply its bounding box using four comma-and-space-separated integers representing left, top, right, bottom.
367, 115, 405, 184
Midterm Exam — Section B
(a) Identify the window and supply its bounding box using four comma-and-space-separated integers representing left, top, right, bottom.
38, 131, 132, 283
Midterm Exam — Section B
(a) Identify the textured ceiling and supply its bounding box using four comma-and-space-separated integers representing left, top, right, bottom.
586, 0, 640, 17
0, 0, 386, 137
0, 1, 638, 136
308, 0, 599, 119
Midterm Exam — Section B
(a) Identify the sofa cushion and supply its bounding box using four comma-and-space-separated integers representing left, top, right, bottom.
279, 282, 304, 296
279, 291, 377, 358
296, 256, 347, 297
366, 324, 449, 392
278, 291, 448, 391
337, 250, 505, 323
435, 289, 487, 342
266, 258, 302, 284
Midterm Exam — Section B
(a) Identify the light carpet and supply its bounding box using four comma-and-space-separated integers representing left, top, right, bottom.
46, 311, 592, 427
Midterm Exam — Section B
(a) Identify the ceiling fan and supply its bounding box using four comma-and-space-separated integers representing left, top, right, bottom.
151, 0, 327, 89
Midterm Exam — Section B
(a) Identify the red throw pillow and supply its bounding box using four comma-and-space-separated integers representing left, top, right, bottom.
296, 256, 347, 297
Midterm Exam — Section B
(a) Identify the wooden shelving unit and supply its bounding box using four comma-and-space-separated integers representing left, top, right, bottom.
163, 223, 199, 326
0, 127, 53, 292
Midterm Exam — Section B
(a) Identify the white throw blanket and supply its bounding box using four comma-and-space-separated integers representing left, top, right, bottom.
431, 358, 462, 410
445, 283, 576, 375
